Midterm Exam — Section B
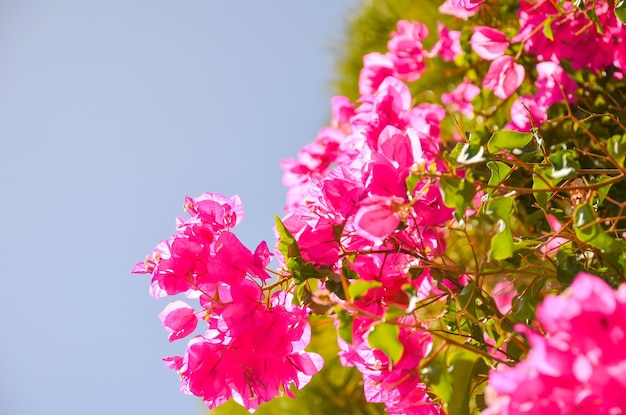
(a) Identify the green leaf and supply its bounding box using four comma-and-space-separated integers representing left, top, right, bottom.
384, 305, 409, 320
341, 258, 360, 280
440, 176, 476, 221
275, 215, 301, 259
487, 130, 533, 154
337, 310, 353, 344
556, 252, 582, 285
548, 149, 579, 180
574, 203, 624, 254
456, 143, 486, 165
486, 161, 512, 195
286, 257, 328, 284
368, 323, 404, 365
616, 0, 626, 24
485, 196, 514, 261
532, 166, 555, 209
348, 280, 382, 300
608, 133, 626, 167
511, 278, 546, 324
423, 347, 480, 415
447, 351, 478, 415
406, 173, 420, 195
542, 16, 555, 41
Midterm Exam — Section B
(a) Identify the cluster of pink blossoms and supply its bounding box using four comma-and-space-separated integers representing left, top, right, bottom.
281, 49, 454, 415
485, 273, 626, 414
132, 193, 323, 411
135, 1, 626, 414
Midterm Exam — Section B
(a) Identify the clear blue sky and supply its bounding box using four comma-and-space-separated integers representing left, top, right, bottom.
0, 1, 357, 414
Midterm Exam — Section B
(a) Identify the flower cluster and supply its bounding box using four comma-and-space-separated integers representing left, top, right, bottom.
135, 1, 626, 414
281, 74, 452, 413
133, 193, 323, 411
485, 273, 626, 414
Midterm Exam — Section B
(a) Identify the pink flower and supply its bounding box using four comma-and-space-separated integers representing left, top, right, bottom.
439, 0, 484, 17
482, 55, 525, 100
430, 22, 462, 62
441, 79, 481, 115
505, 95, 548, 132
492, 281, 516, 315
470, 26, 509, 61
540, 214, 569, 256
184, 192, 244, 230
169, 292, 324, 412
534, 61, 577, 106
485, 273, 626, 414
159, 301, 199, 342
338, 317, 442, 414
359, 52, 395, 96
354, 195, 405, 243
387, 20, 429, 82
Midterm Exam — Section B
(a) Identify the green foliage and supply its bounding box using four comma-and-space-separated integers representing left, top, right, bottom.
334, 0, 440, 100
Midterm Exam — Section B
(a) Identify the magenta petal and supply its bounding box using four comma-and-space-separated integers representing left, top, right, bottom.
159, 301, 198, 342
354, 196, 403, 242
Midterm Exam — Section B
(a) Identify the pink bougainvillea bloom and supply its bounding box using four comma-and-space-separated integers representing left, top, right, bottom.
470, 26, 509, 61
387, 20, 429, 82
441, 79, 481, 115
482, 55, 525, 99
430, 21, 462, 62
484, 273, 626, 414
540, 214, 569, 256
330, 95, 355, 129
492, 281, 516, 315
184, 192, 244, 230
173, 293, 324, 412
354, 195, 405, 243
159, 301, 199, 342
339, 317, 442, 415
439, 0, 483, 17
505, 95, 548, 132
534, 61, 577, 106
359, 52, 395, 96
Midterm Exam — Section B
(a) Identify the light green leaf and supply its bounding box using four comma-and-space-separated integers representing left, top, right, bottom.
532, 166, 556, 209
368, 323, 404, 365
486, 161, 512, 195
486, 196, 514, 261
348, 280, 382, 300
275, 215, 301, 259
542, 16, 555, 41
440, 176, 476, 221
608, 133, 626, 167
487, 130, 533, 154
337, 310, 353, 344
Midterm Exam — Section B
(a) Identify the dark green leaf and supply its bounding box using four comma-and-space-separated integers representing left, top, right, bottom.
616, 0, 626, 24
573, 203, 623, 254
